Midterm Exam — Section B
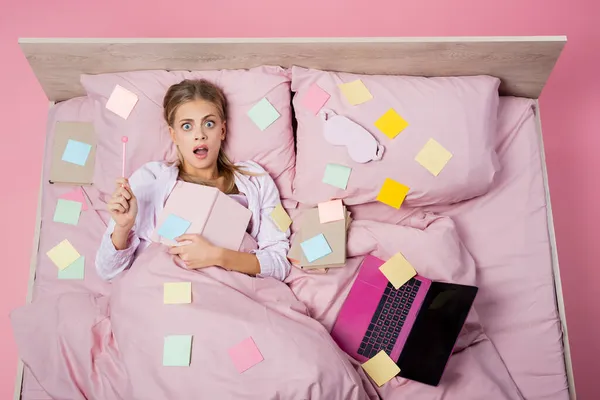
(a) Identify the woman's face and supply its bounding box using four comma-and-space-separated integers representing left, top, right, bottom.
169, 99, 226, 172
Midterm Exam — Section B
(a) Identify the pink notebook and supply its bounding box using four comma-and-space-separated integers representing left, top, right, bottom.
152, 181, 252, 251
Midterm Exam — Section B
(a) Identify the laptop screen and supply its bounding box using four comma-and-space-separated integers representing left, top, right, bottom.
396, 281, 478, 386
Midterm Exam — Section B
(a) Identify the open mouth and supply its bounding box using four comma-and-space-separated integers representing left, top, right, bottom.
193, 145, 208, 158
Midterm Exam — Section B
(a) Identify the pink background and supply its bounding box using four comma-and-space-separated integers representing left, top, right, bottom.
0, 0, 598, 398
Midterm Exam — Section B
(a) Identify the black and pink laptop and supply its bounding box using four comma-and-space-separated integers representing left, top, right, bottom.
331, 255, 478, 386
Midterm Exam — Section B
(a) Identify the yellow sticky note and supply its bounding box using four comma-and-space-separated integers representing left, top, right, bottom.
270, 204, 292, 232
47, 239, 81, 270
362, 350, 401, 387
338, 80, 373, 106
164, 282, 192, 304
379, 253, 417, 289
376, 178, 410, 209
415, 138, 453, 176
374, 109, 409, 139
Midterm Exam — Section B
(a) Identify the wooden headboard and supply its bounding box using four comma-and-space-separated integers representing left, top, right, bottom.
19, 36, 566, 102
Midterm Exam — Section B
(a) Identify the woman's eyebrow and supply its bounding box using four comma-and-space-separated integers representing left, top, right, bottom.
178, 114, 216, 123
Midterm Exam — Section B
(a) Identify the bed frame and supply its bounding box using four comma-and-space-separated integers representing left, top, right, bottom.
16, 36, 572, 399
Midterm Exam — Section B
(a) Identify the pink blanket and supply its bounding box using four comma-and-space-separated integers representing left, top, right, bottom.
287, 211, 523, 399
12, 242, 374, 399
11, 211, 523, 399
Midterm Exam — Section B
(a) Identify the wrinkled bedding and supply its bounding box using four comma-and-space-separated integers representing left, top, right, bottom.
11, 96, 568, 399
12, 211, 523, 399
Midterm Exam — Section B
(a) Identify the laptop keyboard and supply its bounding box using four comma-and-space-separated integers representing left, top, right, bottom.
357, 278, 421, 359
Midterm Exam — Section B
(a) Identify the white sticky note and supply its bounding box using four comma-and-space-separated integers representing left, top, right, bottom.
106, 84, 139, 119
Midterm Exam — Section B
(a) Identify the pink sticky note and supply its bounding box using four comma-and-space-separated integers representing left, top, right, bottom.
228, 337, 264, 373
318, 199, 345, 224
301, 83, 331, 115
106, 85, 139, 119
59, 187, 87, 211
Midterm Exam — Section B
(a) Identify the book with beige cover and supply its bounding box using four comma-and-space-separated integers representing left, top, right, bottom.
49, 122, 97, 185
152, 181, 252, 251
288, 207, 351, 269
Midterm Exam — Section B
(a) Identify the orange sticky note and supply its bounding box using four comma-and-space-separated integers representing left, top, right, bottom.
362, 350, 401, 387
338, 80, 373, 106
47, 239, 81, 270
106, 84, 139, 119
270, 204, 292, 232
164, 282, 192, 304
376, 178, 410, 209
415, 138, 453, 176
318, 199, 345, 224
374, 108, 409, 139
379, 252, 417, 289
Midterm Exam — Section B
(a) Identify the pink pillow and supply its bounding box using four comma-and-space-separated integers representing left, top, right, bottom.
80, 67, 296, 204
290, 66, 501, 207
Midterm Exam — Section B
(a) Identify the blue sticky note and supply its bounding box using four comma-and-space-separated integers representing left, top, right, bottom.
300, 233, 332, 263
158, 214, 191, 241
62, 139, 92, 166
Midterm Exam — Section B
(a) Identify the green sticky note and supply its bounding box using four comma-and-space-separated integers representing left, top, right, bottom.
322, 164, 352, 190
247, 98, 280, 131
58, 256, 85, 280
163, 335, 193, 367
53, 199, 83, 225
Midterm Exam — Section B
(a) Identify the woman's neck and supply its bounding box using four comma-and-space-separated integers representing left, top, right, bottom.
181, 161, 220, 182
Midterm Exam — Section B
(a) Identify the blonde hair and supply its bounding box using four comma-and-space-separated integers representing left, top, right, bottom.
163, 79, 252, 194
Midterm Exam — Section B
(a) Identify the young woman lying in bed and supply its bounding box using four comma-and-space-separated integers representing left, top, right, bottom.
95, 79, 291, 281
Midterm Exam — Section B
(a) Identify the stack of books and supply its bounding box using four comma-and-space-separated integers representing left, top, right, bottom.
287, 204, 351, 271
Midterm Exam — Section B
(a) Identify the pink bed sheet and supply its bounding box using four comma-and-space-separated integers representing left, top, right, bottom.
15, 96, 569, 399
17, 97, 112, 400
14, 208, 521, 399
348, 97, 570, 399
433, 97, 570, 399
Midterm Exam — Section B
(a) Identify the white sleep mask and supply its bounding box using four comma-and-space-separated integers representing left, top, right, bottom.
320, 109, 384, 163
